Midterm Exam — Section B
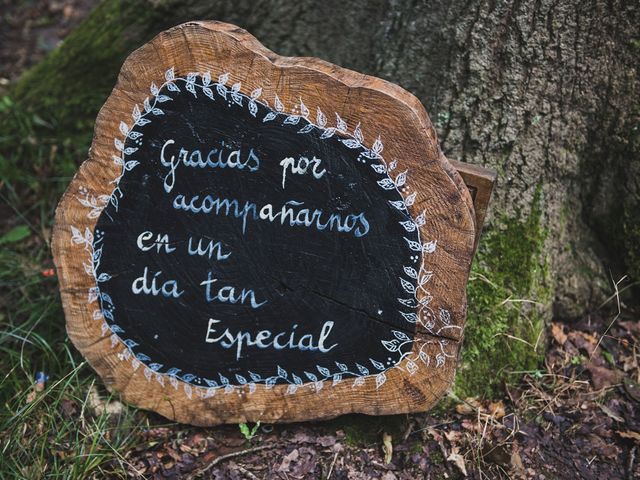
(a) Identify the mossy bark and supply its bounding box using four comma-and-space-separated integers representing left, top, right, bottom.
9, 0, 640, 397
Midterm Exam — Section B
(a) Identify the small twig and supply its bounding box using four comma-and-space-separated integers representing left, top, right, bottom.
327, 451, 339, 479
187, 445, 270, 479
592, 274, 626, 358
236, 464, 260, 480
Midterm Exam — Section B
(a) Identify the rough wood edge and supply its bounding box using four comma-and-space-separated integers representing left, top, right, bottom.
449, 159, 497, 250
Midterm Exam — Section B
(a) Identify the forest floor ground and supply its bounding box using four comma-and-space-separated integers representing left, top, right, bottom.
1, 2, 639, 479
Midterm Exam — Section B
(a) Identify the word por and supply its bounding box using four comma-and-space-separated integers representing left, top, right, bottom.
280, 155, 326, 189
205, 318, 338, 360
131, 267, 184, 298
160, 139, 261, 193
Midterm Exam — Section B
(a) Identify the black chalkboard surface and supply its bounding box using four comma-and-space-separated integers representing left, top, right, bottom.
93, 76, 420, 389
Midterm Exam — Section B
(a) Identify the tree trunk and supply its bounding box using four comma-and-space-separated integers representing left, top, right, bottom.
11, 0, 640, 397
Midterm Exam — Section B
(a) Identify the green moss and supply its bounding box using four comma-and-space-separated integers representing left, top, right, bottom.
11, 0, 175, 141
455, 187, 548, 398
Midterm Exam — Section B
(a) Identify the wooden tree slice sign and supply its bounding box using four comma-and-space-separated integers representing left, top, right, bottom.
52, 21, 484, 425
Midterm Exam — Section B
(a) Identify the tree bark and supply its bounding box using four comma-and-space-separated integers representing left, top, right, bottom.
11, 0, 640, 395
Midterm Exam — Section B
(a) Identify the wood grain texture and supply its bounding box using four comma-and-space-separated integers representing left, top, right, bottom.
52, 21, 478, 425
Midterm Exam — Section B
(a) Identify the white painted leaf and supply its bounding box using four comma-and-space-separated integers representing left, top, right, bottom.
372, 136, 383, 154
169, 375, 179, 390
202, 71, 211, 86
400, 220, 416, 232
165, 67, 174, 81
336, 113, 347, 132
377, 178, 395, 190
274, 94, 284, 112
143, 97, 151, 112
286, 384, 298, 395
299, 99, 309, 117
263, 112, 277, 122
231, 82, 241, 93
371, 164, 387, 174
151, 108, 164, 116
119, 121, 129, 136
317, 365, 331, 377
370, 358, 385, 370
407, 360, 418, 374
404, 266, 418, 278
395, 170, 408, 187
156, 95, 171, 103
319, 127, 335, 139
376, 372, 387, 389
405, 192, 417, 206
400, 277, 416, 294
184, 384, 193, 399
185, 82, 196, 96
401, 312, 418, 323
415, 211, 426, 227
167, 82, 180, 92
277, 365, 288, 378
404, 237, 422, 251
356, 363, 369, 375
298, 124, 314, 134
352, 376, 365, 388
354, 123, 364, 143
218, 72, 229, 85
389, 200, 405, 210
342, 138, 360, 148
398, 297, 417, 308
423, 240, 437, 253
128, 131, 143, 140
419, 271, 433, 285
336, 362, 348, 372
251, 87, 262, 99
248, 100, 258, 117
436, 353, 445, 368
283, 115, 300, 125
382, 339, 399, 352
114, 138, 124, 151
150, 82, 159, 95
123, 147, 138, 156
316, 107, 326, 127
203, 87, 214, 100
216, 84, 227, 98
440, 309, 451, 324
393, 330, 411, 341
131, 103, 141, 122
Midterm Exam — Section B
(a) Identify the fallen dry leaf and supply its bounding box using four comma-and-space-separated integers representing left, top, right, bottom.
455, 397, 481, 415
488, 400, 506, 419
617, 431, 640, 442
447, 447, 468, 477
551, 322, 567, 345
